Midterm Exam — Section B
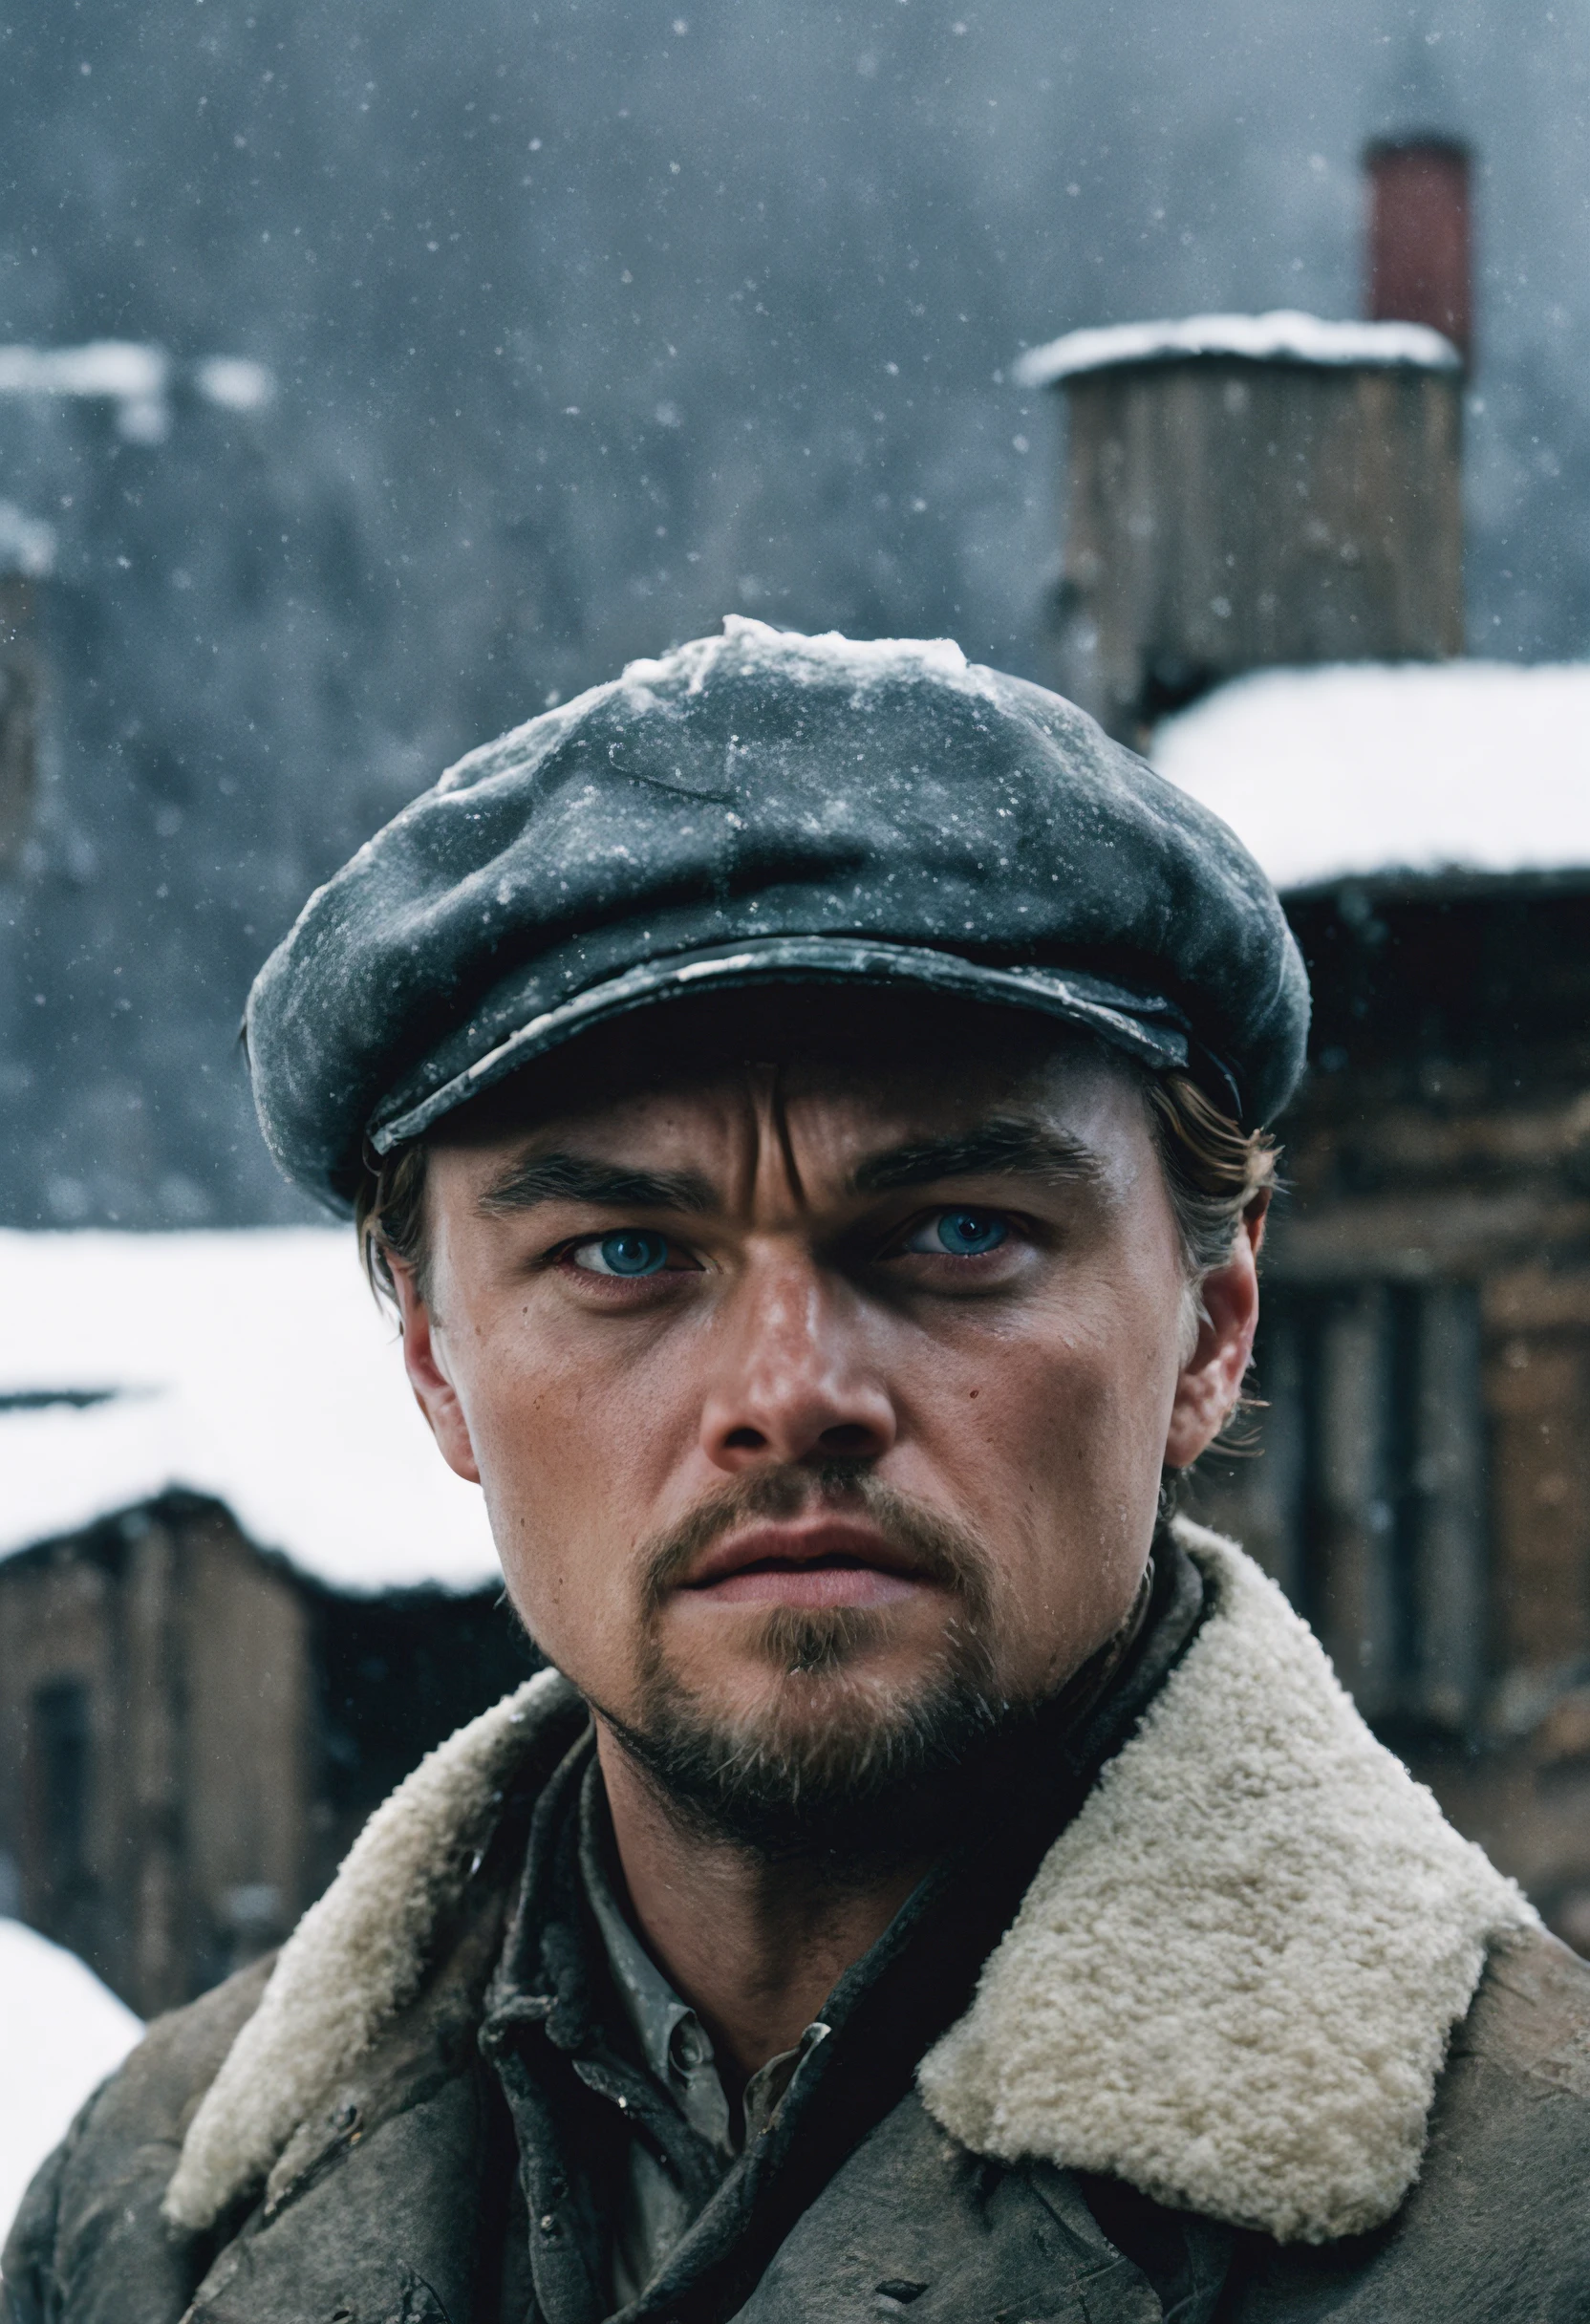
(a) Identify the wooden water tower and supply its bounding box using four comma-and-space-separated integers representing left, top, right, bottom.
1019, 311, 1463, 744
1021, 139, 1473, 743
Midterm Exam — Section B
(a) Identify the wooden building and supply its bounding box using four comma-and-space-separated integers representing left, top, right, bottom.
1015, 310, 1464, 745
1018, 132, 1590, 1943
0, 1491, 530, 2017
1158, 663, 1590, 1950
0, 1229, 531, 2016
1017, 138, 1475, 748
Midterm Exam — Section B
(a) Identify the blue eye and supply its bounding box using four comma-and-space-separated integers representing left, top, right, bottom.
573, 1230, 671, 1277
915, 1209, 1010, 1257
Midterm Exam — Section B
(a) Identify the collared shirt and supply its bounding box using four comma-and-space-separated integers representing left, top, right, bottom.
578, 1766, 830, 2306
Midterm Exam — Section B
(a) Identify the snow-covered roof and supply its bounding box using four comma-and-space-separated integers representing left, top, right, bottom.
1151, 661, 1590, 893
0, 1231, 498, 1594
0, 1917, 141, 2240
0, 339, 170, 402
0, 340, 276, 444
1015, 310, 1460, 391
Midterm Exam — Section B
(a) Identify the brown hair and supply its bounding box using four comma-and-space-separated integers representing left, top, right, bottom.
1141, 1070, 1278, 1281
357, 1137, 431, 1307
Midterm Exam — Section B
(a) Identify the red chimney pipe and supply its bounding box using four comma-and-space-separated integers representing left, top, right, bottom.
1365, 139, 1472, 364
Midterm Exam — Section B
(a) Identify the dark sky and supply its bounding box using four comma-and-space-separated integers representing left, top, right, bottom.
1, 0, 1585, 1225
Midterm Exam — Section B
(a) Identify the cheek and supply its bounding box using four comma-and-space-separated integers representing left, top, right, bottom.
978, 1335, 1159, 1560
966, 1269, 1185, 1470
451, 1311, 699, 1659
924, 1280, 1185, 1663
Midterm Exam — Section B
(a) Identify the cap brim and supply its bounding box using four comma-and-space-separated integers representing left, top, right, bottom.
368, 934, 1230, 1153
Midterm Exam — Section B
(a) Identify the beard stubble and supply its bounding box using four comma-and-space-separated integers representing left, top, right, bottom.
589, 1462, 1025, 1868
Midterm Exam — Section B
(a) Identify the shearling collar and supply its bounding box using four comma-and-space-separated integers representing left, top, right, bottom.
919, 1523, 1534, 2241
164, 1524, 1531, 2248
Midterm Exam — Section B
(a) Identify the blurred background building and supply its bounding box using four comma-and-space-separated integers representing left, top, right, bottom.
1012, 136, 1590, 1945
1169, 673, 1590, 1948
3, 0, 1590, 2061
0, 1231, 531, 2018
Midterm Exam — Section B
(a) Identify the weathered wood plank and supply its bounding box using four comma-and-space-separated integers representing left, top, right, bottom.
1051, 358, 1463, 738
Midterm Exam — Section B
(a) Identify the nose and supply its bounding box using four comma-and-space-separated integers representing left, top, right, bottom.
698, 1248, 897, 1473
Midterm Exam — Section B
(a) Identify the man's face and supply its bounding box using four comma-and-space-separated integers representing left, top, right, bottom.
395, 1012, 1259, 1838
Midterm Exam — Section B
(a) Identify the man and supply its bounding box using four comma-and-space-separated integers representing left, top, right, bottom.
7, 619, 1587, 2322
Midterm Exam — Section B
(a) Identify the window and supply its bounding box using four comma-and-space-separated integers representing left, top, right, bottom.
1257, 1281, 1487, 1732
28, 1676, 93, 1905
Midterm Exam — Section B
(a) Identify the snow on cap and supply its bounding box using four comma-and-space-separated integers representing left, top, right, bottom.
617, 614, 975, 696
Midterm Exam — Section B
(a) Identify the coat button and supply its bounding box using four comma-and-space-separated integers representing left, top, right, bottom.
670, 2019, 710, 2073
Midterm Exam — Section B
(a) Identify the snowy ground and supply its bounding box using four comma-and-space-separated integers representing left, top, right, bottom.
1153, 660, 1590, 891
0, 1919, 142, 2246
0, 1228, 498, 1592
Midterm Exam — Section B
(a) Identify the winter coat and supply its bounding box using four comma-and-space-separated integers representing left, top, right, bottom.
7, 1523, 1590, 2323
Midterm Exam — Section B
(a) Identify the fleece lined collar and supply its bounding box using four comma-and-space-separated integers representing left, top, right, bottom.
162, 1665, 574, 2235
919, 1523, 1534, 2241
164, 1525, 1532, 2248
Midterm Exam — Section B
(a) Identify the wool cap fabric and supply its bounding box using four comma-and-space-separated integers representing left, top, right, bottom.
246, 618, 1310, 1214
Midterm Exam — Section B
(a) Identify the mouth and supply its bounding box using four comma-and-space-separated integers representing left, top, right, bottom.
676, 1517, 936, 1610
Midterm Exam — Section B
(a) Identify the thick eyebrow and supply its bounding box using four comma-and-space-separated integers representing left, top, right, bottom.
849, 1118, 1109, 1199
476, 1151, 718, 1218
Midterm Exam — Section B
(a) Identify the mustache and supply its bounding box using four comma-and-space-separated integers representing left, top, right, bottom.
634, 1461, 995, 1621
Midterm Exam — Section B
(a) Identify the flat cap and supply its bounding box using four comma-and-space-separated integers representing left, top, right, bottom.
247, 618, 1309, 1213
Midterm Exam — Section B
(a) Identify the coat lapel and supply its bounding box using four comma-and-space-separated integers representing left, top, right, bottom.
163, 1666, 580, 2234
917, 1520, 1533, 2242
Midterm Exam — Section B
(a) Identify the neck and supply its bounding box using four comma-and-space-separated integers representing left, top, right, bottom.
593, 1722, 932, 2087
588, 1568, 1161, 2088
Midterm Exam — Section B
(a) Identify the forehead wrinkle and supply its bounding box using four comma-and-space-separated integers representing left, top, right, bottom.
766, 1062, 809, 1209
713, 1062, 813, 1222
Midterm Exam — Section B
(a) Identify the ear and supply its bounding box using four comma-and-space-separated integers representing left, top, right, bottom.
390, 1262, 483, 1486
1162, 1196, 1268, 1472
